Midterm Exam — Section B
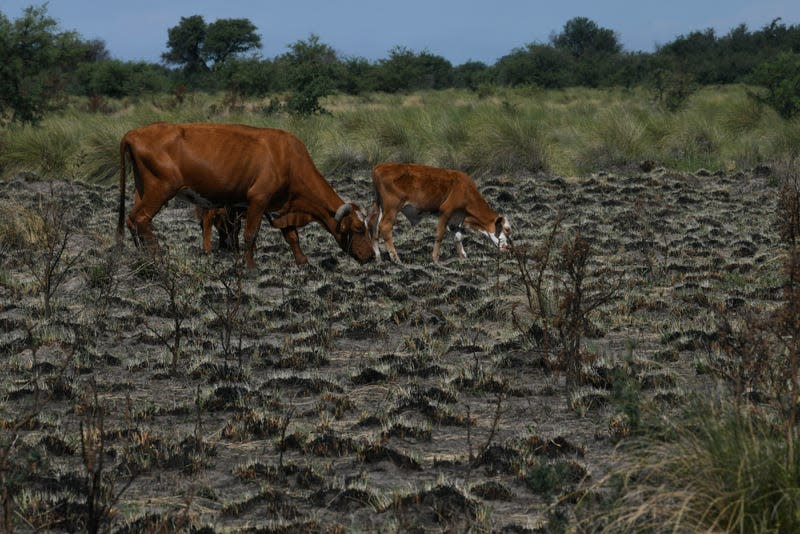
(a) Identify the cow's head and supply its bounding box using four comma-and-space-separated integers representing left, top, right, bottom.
483, 216, 511, 251
334, 202, 375, 264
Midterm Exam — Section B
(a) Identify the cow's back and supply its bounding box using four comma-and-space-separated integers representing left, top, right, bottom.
123, 123, 315, 202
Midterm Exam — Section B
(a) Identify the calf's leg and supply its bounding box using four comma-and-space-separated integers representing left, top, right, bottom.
378, 210, 402, 263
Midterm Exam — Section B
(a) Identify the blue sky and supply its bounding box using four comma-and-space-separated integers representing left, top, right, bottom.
2, 1, 799, 65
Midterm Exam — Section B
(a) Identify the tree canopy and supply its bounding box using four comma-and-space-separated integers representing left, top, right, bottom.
551, 16, 622, 58
162, 15, 261, 74
0, 5, 110, 123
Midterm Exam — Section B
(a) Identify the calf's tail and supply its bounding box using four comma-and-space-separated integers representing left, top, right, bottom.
368, 190, 382, 238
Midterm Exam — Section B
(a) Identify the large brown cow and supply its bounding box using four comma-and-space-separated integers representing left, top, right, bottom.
369, 163, 511, 263
117, 122, 374, 268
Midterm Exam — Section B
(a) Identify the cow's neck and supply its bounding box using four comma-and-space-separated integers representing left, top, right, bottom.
295, 176, 346, 236
464, 199, 498, 232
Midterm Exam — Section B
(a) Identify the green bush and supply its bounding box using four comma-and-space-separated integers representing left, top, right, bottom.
752, 51, 800, 119
73, 60, 170, 98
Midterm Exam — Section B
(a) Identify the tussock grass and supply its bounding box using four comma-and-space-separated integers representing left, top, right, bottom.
590, 402, 800, 533
0, 119, 82, 179
81, 117, 136, 182
0, 204, 46, 248
465, 107, 548, 175
572, 104, 651, 173
1, 85, 795, 182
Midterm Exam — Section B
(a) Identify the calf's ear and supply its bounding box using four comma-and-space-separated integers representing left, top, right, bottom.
495, 216, 506, 237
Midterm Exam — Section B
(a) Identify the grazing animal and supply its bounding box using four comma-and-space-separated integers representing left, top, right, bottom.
369, 163, 511, 263
117, 122, 374, 268
196, 206, 243, 253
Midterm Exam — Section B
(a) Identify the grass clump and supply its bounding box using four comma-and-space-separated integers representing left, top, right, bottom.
0, 119, 82, 179
573, 104, 651, 173
592, 404, 800, 533
465, 107, 548, 174
0, 204, 47, 249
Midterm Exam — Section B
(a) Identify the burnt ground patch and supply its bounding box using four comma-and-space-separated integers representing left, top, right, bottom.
0, 168, 782, 531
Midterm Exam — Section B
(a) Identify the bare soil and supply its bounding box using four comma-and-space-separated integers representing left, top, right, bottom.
0, 166, 781, 532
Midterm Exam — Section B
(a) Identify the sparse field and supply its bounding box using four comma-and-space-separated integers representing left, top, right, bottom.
0, 157, 787, 531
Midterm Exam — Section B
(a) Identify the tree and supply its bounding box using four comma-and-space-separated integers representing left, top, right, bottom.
217, 57, 275, 97
162, 15, 261, 76
279, 34, 342, 115
495, 44, 574, 88
752, 52, 800, 119
549, 17, 623, 87
204, 18, 261, 67
374, 46, 454, 92
0, 5, 109, 123
73, 60, 170, 98
551, 17, 621, 58
162, 15, 208, 75
340, 56, 377, 94
453, 60, 491, 90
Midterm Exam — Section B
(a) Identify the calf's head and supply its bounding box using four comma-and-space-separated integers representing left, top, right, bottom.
334, 203, 375, 264
485, 216, 511, 251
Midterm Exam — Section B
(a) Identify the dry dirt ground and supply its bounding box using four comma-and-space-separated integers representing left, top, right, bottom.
0, 166, 782, 532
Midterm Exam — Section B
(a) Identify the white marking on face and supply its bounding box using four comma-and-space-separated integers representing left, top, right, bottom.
496, 218, 511, 251
482, 227, 511, 250
482, 230, 501, 247
498, 233, 510, 250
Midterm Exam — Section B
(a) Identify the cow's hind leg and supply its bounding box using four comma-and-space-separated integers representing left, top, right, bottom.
127, 187, 170, 252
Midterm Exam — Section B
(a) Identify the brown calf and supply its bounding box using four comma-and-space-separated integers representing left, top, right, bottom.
369, 163, 511, 263
196, 206, 243, 253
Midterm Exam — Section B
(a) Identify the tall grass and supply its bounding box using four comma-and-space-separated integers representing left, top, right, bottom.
0, 118, 83, 178
0, 85, 797, 182
591, 403, 800, 533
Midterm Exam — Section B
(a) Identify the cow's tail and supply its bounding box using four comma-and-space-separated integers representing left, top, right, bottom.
117, 137, 128, 244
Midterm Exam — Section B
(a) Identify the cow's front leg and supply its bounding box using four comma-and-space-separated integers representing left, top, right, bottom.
280, 227, 308, 266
